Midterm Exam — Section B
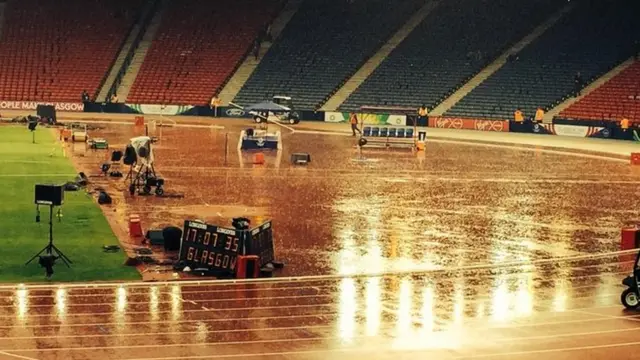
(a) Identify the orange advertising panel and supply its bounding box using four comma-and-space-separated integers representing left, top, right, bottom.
429, 117, 509, 132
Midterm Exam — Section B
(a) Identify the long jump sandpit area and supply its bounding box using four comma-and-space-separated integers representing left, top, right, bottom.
2, 114, 640, 359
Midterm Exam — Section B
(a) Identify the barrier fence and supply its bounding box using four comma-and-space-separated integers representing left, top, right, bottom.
3, 100, 635, 142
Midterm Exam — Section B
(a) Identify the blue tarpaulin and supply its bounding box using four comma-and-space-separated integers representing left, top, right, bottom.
244, 101, 290, 112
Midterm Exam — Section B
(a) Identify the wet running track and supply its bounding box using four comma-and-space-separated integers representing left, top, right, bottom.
3, 120, 640, 358
1, 252, 639, 360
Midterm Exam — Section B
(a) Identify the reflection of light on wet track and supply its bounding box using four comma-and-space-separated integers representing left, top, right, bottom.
15, 287, 28, 324
365, 277, 381, 337
337, 278, 356, 343
114, 285, 127, 333
396, 277, 412, 334
0, 266, 638, 359
1, 233, 639, 357
149, 286, 160, 323
56, 287, 67, 322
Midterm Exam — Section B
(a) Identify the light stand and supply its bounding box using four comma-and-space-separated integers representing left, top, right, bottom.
357, 137, 367, 160
26, 204, 72, 273
28, 119, 37, 143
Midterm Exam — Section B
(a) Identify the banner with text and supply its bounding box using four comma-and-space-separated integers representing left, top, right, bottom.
0, 101, 84, 112
324, 111, 407, 126
127, 104, 195, 115
429, 117, 509, 132
533, 124, 610, 138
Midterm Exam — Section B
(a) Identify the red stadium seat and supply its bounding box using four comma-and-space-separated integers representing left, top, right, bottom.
560, 61, 640, 122
127, 0, 281, 105
0, 0, 143, 102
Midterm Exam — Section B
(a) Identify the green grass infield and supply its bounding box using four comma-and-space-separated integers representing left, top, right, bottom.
0, 125, 140, 283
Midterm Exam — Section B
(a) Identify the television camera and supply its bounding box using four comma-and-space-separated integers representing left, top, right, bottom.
124, 136, 165, 196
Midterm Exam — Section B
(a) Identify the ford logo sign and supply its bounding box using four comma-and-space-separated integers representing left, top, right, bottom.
226, 109, 245, 116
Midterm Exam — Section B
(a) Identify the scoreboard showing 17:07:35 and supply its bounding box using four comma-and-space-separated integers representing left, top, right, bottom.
179, 220, 242, 274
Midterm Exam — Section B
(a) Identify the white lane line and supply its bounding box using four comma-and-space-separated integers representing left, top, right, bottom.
1, 249, 635, 290
452, 340, 640, 358
0, 351, 39, 360
0, 324, 335, 341
0, 312, 338, 330
1, 263, 628, 299
122, 348, 436, 360
3, 335, 333, 352
570, 309, 640, 323
0, 283, 621, 319
7, 332, 640, 356
0, 300, 635, 337
0, 302, 336, 319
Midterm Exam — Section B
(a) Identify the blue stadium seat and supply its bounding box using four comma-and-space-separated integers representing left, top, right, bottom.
406, 128, 414, 138
388, 128, 397, 137
371, 127, 380, 137
380, 127, 388, 137
363, 126, 372, 136
233, 0, 424, 110
446, 0, 640, 120
397, 128, 405, 137
340, 0, 563, 112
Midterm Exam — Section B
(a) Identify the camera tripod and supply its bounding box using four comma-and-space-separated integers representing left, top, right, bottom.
25, 204, 72, 267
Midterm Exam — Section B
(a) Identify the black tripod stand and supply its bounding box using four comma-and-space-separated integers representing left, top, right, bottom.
26, 204, 72, 267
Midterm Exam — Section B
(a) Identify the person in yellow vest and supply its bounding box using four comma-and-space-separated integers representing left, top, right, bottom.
621, 117, 630, 132
349, 112, 361, 136
210, 96, 221, 117
418, 105, 428, 126
534, 107, 544, 123
514, 108, 524, 123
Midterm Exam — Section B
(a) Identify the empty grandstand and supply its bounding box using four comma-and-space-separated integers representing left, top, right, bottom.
339, 0, 562, 112
0, 0, 143, 103
126, 0, 281, 106
233, 0, 425, 110
559, 60, 640, 122
446, 0, 640, 120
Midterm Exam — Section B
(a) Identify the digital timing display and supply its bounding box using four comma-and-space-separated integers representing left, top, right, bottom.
179, 220, 276, 273
179, 221, 241, 273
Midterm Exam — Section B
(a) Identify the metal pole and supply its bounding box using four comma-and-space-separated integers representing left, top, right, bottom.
414, 114, 418, 149
224, 133, 228, 166
48, 205, 54, 252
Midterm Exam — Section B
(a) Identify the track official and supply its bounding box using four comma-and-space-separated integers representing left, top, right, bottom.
514, 109, 524, 123
210, 96, 221, 117
418, 105, 428, 126
534, 107, 544, 123
350, 112, 361, 136
621, 117, 630, 131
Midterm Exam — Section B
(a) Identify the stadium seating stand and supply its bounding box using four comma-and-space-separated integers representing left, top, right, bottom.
0, 0, 143, 103
559, 61, 640, 122
127, 0, 281, 106
233, 0, 425, 110
446, 0, 640, 120
340, 0, 562, 112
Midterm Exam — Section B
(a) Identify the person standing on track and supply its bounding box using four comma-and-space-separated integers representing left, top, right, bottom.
350, 112, 361, 136
514, 108, 524, 123
534, 107, 544, 123
210, 95, 221, 117
418, 105, 428, 126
